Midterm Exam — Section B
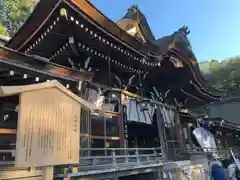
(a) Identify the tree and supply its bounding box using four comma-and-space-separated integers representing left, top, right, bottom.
0, 0, 36, 36
201, 57, 240, 94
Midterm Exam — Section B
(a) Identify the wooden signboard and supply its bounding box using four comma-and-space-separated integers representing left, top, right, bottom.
0, 80, 99, 179
15, 87, 81, 167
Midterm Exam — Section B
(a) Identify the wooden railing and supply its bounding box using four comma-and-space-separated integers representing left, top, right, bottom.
0, 146, 238, 178
0, 147, 164, 178
56, 147, 164, 178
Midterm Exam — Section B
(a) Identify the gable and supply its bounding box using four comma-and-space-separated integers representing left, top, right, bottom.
117, 19, 147, 43
120, 5, 155, 42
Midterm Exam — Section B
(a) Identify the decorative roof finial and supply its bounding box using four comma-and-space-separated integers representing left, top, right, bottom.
178, 25, 190, 35
128, 4, 139, 12
131, 4, 138, 10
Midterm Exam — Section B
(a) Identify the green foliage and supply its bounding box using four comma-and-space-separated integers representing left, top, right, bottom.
0, 0, 36, 36
201, 57, 240, 93
0, 23, 8, 36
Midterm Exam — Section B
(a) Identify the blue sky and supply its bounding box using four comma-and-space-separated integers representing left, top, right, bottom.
91, 0, 240, 62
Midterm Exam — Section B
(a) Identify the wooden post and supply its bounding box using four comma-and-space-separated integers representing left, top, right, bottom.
187, 123, 194, 148
119, 103, 125, 149
0, 99, 4, 121
42, 166, 54, 180
176, 123, 185, 153
119, 93, 128, 150
156, 106, 167, 159
224, 133, 228, 148
175, 112, 185, 153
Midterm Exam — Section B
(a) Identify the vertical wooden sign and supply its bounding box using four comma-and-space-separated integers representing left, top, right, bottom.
122, 105, 128, 139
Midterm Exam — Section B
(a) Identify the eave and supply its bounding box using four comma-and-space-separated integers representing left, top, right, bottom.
0, 46, 93, 83
168, 48, 220, 100
0, 46, 217, 108
180, 113, 240, 132
145, 54, 220, 106
201, 117, 240, 133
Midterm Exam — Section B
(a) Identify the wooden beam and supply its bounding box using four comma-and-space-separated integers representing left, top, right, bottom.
0, 128, 16, 134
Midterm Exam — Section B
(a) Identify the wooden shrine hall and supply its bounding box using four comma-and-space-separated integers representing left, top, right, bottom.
0, 0, 223, 160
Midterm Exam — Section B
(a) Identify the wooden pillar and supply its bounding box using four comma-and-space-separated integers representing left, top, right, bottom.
0, 99, 4, 121
187, 123, 194, 149
119, 94, 127, 149
156, 106, 167, 159
176, 123, 185, 153
174, 111, 184, 154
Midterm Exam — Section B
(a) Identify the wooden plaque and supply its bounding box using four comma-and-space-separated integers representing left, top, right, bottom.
15, 87, 81, 167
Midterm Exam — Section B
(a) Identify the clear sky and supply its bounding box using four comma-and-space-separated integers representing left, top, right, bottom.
91, 0, 240, 62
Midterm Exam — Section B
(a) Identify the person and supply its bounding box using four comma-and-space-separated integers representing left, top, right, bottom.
227, 158, 240, 180
211, 163, 227, 180
220, 151, 240, 180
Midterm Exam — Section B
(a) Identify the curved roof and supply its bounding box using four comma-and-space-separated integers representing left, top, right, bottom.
5, 0, 220, 106
116, 6, 206, 85
6, 0, 161, 56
